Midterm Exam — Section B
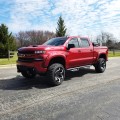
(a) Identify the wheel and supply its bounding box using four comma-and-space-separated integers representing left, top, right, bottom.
47, 63, 65, 86
94, 58, 106, 73
21, 71, 36, 78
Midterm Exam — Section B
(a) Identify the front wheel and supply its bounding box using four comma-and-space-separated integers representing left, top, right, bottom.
47, 63, 65, 86
94, 58, 106, 73
21, 71, 36, 78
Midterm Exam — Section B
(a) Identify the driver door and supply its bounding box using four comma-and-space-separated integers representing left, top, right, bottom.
66, 38, 81, 68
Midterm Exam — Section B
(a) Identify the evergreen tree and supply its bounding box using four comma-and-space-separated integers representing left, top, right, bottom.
0, 24, 16, 57
56, 16, 67, 37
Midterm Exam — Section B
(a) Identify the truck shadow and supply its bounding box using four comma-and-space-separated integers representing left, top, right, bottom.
0, 68, 96, 90
0, 76, 49, 90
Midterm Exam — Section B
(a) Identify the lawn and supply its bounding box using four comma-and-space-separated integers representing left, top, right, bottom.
108, 50, 120, 57
0, 52, 17, 65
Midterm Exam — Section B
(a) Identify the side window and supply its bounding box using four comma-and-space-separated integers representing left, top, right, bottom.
80, 39, 90, 47
68, 38, 79, 48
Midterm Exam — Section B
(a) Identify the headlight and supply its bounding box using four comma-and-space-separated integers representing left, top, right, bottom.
35, 50, 46, 54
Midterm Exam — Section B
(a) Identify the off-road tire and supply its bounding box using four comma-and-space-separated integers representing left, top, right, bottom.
94, 58, 106, 73
47, 63, 65, 86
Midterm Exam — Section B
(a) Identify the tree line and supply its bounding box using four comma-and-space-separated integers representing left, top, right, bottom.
16, 31, 56, 48
0, 16, 120, 58
96, 32, 120, 50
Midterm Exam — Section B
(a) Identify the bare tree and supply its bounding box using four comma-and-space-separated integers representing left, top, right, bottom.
16, 31, 29, 47
16, 30, 55, 48
96, 32, 116, 47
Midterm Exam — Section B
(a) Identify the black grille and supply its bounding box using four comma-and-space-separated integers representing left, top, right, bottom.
18, 50, 34, 54
18, 58, 34, 62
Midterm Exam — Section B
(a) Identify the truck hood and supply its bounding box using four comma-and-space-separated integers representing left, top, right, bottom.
18, 45, 65, 53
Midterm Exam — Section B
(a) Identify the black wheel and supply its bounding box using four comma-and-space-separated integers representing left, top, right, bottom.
47, 63, 65, 86
94, 58, 106, 73
21, 71, 36, 78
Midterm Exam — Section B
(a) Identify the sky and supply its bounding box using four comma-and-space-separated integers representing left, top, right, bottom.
0, 0, 120, 40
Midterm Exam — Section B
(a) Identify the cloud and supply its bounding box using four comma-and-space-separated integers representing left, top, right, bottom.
0, 0, 120, 40
51, 0, 120, 39
7, 0, 55, 32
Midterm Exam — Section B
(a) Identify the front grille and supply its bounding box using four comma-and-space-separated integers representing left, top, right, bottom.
18, 50, 34, 54
18, 58, 34, 62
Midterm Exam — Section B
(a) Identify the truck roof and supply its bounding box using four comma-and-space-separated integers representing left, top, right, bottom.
67, 36, 89, 40
53, 36, 90, 40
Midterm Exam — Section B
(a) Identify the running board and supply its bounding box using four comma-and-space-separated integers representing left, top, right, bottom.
67, 65, 91, 71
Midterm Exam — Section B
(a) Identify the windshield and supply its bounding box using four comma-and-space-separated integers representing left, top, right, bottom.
43, 37, 67, 46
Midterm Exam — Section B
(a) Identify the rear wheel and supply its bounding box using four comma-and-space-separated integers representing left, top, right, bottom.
21, 71, 36, 78
47, 63, 65, 86
94, 58, 106, 73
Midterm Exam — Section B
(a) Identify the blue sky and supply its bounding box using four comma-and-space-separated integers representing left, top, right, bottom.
0, 0, 120, 40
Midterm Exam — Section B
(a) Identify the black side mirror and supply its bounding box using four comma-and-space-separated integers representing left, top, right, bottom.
67, 44, 75, 50
92, 42, 99, 47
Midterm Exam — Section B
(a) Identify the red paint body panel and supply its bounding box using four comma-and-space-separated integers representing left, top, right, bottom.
17, 36, 108, 73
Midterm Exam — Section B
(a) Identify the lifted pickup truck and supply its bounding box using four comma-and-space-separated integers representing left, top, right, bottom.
17, 36, 108, 86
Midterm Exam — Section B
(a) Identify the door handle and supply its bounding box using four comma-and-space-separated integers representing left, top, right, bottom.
78, 50, 81, 52
90, 49, 93, 52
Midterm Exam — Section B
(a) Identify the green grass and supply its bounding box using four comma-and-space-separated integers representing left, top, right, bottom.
0, 52, 17, 65
108, 51, 120, 57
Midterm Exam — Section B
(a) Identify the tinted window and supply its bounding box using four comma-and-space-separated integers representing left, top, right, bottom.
80, 39, 90, 47
43, 37, 67, 46
68, 38, 79, 48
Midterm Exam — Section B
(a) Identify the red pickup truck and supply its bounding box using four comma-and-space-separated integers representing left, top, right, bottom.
17, 36, 108, 86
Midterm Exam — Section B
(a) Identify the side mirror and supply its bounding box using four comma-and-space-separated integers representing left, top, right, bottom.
67, 44, 75, 50
92, 42, 99, 47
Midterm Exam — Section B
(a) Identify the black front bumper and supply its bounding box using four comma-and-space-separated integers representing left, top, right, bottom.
17, 65, 35, 72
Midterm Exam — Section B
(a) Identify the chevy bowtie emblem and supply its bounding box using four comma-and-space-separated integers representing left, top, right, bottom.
18, 54, 34, 57
18, 54, 26, 57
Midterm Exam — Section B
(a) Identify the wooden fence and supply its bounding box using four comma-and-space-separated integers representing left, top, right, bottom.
8, 51, 15, 60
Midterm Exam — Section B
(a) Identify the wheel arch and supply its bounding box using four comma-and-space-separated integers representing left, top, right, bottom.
48, 56, 66, 68
98, 53, 107, 61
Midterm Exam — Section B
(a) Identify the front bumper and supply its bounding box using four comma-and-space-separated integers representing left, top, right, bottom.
17, 61, 47, 73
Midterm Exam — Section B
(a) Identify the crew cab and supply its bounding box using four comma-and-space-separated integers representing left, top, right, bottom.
17, 36, 108, 86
